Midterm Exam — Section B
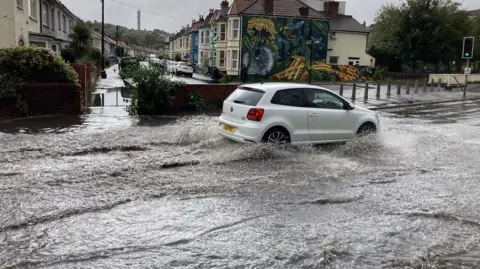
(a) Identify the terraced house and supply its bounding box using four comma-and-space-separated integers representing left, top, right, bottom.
169, 0, 374, 80
0, 0, 78, 54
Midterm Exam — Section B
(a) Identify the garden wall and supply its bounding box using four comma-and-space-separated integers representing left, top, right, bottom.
71, 63, 99, 92
172, 84, 239, 110
0, 83, 83, 118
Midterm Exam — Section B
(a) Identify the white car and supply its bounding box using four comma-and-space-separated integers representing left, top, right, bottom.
218, 83, 380, 144
166, 61, 177, 73
174, 62, 193, 77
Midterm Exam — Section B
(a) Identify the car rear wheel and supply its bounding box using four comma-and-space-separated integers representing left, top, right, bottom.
262, 127, 291, 144
356, 123, 377, 137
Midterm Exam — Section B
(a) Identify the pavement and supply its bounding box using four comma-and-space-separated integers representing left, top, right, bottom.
2, 100, 480, 268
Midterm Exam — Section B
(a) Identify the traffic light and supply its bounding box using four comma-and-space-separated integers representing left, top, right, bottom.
462, 37, 474, 59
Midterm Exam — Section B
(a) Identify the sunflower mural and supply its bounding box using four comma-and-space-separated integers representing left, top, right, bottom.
242, 18, 277, 76
241, 16, 328, 77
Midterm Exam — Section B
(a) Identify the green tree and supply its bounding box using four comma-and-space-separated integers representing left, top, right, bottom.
68, 21, 92, 60
115, 47, 125, 57
369, 0, 475, 72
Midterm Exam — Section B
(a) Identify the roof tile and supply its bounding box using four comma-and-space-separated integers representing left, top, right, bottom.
241, 0, 327, 19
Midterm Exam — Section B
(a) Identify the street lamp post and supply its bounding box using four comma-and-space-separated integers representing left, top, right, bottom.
306, 39, 320, 84
100, 0, 107, 79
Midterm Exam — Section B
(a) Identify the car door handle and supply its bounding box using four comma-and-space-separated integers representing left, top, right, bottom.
310, 113, 318, 118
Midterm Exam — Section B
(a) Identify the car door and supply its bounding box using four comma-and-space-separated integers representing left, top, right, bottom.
269, 88, 310, 142
303, 88, 356, 142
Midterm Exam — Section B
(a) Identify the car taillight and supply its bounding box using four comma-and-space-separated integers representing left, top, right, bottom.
247, 108, 264, 121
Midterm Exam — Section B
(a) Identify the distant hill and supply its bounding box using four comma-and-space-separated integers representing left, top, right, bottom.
86, 21, 170, 50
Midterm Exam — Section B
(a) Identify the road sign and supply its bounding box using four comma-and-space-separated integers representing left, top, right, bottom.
464, 67, 471, 74
462, 37, 474, 59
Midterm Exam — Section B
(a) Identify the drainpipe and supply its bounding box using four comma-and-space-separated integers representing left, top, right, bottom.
39, 1, 43, 33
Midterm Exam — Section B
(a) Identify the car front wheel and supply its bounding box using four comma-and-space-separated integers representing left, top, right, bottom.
356, 123, 377, 137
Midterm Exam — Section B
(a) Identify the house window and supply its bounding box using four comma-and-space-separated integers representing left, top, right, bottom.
232, 50, 238, 69
348, 57, 360, 66
232, 19, 239, 39
180, 38, 182, 48
51, 44, 57, 52
329, 56, 339, 64
206, 30, 210, 43
219, 50, 225, 67
30, 41, 46, 47
227, 50, 231, 68
42, 3, 48, 26
17, 0, 23, 8
62, 15, 66, 32
51, 9, 54, 29
58, 11, 61, 30
220, 24, 226, 41
28, 0, 37, 19
69, 20, 73, 33
200, 31, 204, 44
212, 51, 217, 67
195, 35, 198, 46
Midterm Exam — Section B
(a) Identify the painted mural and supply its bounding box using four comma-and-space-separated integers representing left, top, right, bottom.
241, 16, 328, 78
272, 56, 379, 81
241, 16, 380, 82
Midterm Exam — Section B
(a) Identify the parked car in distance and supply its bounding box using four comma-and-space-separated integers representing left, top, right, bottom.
218, 83, 380, 144
174, 62, 193, 77
166, 61, 178, 73
119, 57, 138, 71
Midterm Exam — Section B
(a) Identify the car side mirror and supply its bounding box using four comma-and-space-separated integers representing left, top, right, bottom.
344, 103, 354, 110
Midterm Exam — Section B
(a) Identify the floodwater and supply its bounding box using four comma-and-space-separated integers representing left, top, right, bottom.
1, 101, 480, 268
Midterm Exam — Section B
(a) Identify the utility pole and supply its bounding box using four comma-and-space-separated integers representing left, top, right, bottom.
101, 0, 107, 79
115, 25, 119, 57
306, 22, 320, 85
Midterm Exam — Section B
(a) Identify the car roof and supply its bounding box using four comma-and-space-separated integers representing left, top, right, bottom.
238, 82, 328, 92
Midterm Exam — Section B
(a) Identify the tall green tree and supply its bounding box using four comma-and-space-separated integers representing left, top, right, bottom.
369, 0, 475, 72
69, 21, 92, 60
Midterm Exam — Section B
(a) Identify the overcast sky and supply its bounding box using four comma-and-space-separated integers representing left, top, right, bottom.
62, 0, 480, 33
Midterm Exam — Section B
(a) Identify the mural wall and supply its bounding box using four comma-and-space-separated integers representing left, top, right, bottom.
241, 16, 382, 82
241, 16, 328, 78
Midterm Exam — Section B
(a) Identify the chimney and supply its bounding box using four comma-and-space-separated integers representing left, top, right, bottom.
209, 9, 214, 14
221, 0, 229, 8
324, 1, 339, 16
362, 21, 366, 27
264, 0, 273, 14
299, 6, 309, 17
94, 28, 100, 33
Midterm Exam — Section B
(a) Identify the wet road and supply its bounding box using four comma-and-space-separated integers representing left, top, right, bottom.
2, 100, 480, 268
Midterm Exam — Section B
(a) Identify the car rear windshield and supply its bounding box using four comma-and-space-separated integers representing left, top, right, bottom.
226, 88, 265, 106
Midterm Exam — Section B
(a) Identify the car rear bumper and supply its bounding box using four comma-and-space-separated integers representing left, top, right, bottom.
217, 117, 264, 143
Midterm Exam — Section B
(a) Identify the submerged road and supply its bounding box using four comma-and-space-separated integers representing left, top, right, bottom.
1, 100, 480, 268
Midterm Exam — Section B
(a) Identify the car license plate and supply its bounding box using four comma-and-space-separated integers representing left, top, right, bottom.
222, 124, 236, 133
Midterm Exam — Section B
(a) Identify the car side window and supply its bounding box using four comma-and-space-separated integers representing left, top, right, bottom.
303, 89, 345, 110
271, 89, 305, 107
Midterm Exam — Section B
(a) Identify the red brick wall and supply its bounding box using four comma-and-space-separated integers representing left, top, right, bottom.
0, 83, 82, 119
172, 84, 239, 109
72, 63, 98, 91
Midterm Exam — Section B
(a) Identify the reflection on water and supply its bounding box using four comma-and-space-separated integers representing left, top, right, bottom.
0, 107, 182, 134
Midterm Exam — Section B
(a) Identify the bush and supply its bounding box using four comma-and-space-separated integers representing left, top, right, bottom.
127, 66, 184, 115
0, 46, 79, 84
0, 74, 27, 114
61, 48, 76, 63
119, 66, 136, 79
373, 67, 386, 81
